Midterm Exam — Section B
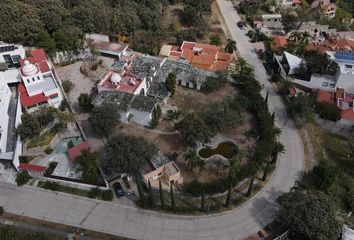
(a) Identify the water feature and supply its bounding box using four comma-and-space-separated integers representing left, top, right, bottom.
198, 141, 238, 159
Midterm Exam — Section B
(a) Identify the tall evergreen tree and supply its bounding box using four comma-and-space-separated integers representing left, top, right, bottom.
262, 161, 270, 181
201, 190, 205, 211
159, 179, 165, 209
246, 175, 255, 198
225, 183, 232, 207
148, 180, 155, 207
136, 176, 145, 203
170, 184, 176, 211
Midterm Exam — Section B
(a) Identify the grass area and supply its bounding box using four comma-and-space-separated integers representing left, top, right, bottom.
38, 181, 113, 201
0, 225, 63, 240
1, 213, 131, 240
27, 127, 58, 148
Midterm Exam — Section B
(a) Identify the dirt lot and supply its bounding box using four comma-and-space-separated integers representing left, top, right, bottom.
115, 123, 182, 156
169, 83, 237, 115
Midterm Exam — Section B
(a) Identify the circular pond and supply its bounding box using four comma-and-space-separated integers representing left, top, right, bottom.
198, 141, 238, 159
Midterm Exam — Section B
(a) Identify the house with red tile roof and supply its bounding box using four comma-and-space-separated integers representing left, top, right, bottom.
306, 38, 354, 53
18, 49, 62, 111
19, 163, 46, 177
271, 35, 288, 52
159, 41, 232, 72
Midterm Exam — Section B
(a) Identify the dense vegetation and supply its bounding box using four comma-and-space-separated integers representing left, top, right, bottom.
0, 0, 212, 55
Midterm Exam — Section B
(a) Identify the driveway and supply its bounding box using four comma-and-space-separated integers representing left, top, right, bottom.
0, 2, 304, 240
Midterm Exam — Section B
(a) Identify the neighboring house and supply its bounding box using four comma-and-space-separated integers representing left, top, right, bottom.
0, 42, 25, 169
0, 42, 25, 71
142, 152, 183, 186
276, 0, 301, 8
86, 33, 129, 58
68, 141, 90, 162
307, 38, 354, 53
273, 51, 303, 77
18, 49, 63, 111
342, 225, 354, 240
254, 15, 285, 36
311, 0, 336, 17
159, 41, 232, 72
19, 163, 46, 177
271, 35, 288, 52
92, 91, 158, 127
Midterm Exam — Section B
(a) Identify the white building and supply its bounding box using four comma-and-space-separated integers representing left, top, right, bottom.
0, 42, 25, 169
18, 49, 63, 111
0, 42, 25, 71
273, 51, 303, 77
276, 0, 301, 8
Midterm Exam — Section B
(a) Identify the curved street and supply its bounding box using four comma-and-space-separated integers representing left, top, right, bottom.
0, 1, 305, 239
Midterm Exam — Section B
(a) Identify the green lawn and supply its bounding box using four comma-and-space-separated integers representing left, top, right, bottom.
27, 127, 58, 148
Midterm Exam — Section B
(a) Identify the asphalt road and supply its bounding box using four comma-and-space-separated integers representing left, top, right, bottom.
0, 1, 305, 239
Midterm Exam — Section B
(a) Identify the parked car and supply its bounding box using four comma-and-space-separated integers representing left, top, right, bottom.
113, 182, 124, 198
237, 21, 244, 29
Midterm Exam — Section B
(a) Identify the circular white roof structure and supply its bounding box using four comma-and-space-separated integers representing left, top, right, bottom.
111, 73, 122, 84
22, 60, 38, 76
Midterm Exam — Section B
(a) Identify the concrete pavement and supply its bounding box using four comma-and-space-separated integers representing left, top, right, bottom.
0, 1, 305, 239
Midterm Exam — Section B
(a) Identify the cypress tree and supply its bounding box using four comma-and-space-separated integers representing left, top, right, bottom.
246, 175, 255, 198
136, 176, 145, 203
148, 180, 155, 207
262, 161, 270, 181
170, 184, 176, 211
265, 90, 269, 103
225, 183, 232, 207
159, 179, 165, 209
271, 112, 275, 121
201, 191, 205, 211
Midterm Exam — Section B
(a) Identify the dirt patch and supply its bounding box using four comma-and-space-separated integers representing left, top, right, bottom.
163, 4, 184, 26
116, 123, 182, 155
180, 163, 229, 185
169, 84, 237, 115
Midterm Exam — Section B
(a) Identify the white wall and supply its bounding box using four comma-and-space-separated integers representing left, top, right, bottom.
0, 84, 11, 154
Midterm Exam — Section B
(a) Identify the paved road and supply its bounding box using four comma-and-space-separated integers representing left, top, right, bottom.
0, 1, 304, 240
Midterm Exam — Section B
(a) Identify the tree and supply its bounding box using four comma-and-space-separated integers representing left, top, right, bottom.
159, 179, 165, 209
282, 12, 299, 33
225, 183, 232, 207
36, 31, 57, 57
312, 160, 338, 192
17, 113, 41, 140
231, 58, 253, 76
61, 80, 74, 93
15, 171, 31, 186
175, 113, 211, 146
287, 93, 313, 123
262, 159, 271, 181
136, 176, 146, 203
76, 149, 100, 184
148, 180, 155, 207
103, 134, 158, 175
315, 102, 341, 122
165, 72, 177, 95
56, 111, 75, 132
210, 35, 221, 46
201, 190, 205, 211
184, 150, 199, 171
89, 103, 120, 137
225, 39, 237, 53
78, 93, 93, 112
246, 174, 255, 198
276, 191, 341, 240
170, 184, 176, 211
271, 142, 285, 165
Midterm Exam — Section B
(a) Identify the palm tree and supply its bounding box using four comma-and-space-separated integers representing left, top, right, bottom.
271, 142, 285, 165
184, 150, 199, 171
225, 39, 237, 54
76, 150, 100, 184
232, 58, 252, 76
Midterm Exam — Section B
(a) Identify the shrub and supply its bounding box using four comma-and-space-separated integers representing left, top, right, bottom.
44, 147, 53, 155
15, 172, 31, 186
202, 77, 227, 93
40, 181, 60, 191
62, 80, 74, 93
78, 93, 93, 112
101, 190, 113, 201
67, 140, 74, 148
315, 102, 341, 122
44, 162, 58, 176
0, 206, 4, 215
